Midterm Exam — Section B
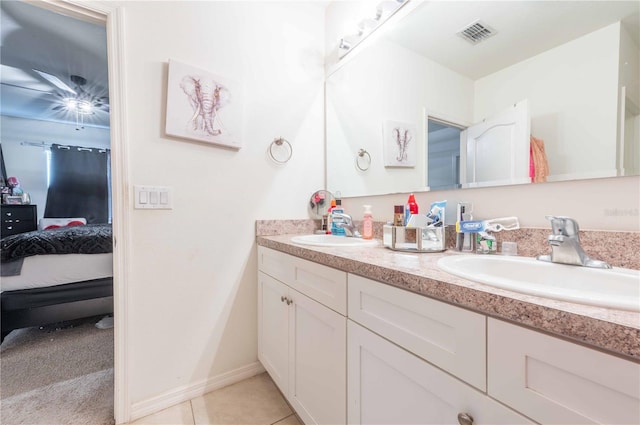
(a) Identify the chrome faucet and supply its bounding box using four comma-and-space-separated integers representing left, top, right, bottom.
537, 216, 611, 269
332, 212, 361, 237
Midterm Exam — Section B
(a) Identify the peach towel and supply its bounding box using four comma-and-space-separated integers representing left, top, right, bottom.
530, 135, 549, 183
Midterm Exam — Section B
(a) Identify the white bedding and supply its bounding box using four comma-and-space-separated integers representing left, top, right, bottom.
0, 253, 113, 293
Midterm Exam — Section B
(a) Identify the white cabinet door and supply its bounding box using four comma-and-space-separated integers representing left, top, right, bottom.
257, 272, 289, 395
348, 321, 533, 425
488, 318, 640, 425
289, 290, 347, 425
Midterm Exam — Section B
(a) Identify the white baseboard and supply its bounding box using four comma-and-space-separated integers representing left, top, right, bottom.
129, 361, 265, 421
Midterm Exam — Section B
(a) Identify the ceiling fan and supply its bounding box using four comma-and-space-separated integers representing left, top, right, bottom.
32, 69, 109, 129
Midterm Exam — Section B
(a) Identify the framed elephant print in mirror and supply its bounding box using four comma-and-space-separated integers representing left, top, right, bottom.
165, 59, 243, 149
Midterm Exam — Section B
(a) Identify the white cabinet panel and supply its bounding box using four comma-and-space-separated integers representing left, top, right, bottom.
348, 274, 486, 390
258, 272, 290, 394
258, 246, 294, 284
348, 321, 533, 425
258, 248, 347, 425
488, 318, 640, 425
290, 256, 347, 315
289, 291, 346, 425
258, 246, 347, 315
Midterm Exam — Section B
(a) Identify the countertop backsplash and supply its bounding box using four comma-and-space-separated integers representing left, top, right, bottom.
256, 219, 640, 269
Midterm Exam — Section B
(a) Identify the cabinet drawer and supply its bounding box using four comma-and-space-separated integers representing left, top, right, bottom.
348, 274, 486, 390
257, 246, 347, 315
258, 246, 295, 283
2, 205, 36, 220
488, 318, 640, 424
1, 205, 37, 237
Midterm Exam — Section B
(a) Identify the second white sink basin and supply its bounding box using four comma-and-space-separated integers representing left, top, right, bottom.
291, 234, 378, 247
437, 255, 640, 312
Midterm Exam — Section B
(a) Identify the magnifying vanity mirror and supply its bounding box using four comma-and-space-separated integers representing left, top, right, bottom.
326, 0, 640, 198
308, 189, 336, 219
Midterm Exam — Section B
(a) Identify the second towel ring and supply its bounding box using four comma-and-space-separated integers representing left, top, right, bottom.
269, 137, 293, 164
356, 148, 371, 171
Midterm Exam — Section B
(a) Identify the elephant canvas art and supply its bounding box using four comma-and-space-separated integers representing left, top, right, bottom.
165, 59, 243, 149
383, 120, 417, 167
180, 76, 231, 137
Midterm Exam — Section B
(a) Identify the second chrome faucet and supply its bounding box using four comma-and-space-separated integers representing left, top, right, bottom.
536, 215, 611, 269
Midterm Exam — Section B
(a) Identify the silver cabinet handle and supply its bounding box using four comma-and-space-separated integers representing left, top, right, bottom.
281, 296, 286, 303
457, 413, 474, 425
286, 298, 292, 305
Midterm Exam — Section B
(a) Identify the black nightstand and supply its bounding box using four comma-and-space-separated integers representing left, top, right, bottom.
1, 205, 37, 238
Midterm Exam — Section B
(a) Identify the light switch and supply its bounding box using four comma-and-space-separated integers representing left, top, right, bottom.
134, 185, 173, 210
159, 191, 169, 205
149, 190, 159, 205
139, 190, 148, 204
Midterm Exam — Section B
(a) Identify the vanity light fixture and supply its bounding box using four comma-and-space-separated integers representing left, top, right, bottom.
338, 0, 408, 57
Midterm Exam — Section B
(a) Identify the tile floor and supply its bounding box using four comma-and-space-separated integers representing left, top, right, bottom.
130, 372, 302, 425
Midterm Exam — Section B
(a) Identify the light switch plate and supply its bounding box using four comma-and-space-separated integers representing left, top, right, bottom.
134, 185, 173, 209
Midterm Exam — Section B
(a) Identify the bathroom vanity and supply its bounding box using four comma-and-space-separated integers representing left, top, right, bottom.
257, 235, 640, 425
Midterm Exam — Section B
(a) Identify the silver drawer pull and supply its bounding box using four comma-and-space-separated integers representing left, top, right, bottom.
5, 212, 11, 216
457, 413, 474, 425
7, 226, 13, 230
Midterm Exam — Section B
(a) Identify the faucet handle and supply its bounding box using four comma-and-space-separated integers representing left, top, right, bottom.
545, 215, 580, 237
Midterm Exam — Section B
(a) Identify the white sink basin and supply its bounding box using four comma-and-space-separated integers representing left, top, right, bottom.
437, 255, 640, 312
291, 234, 378, 247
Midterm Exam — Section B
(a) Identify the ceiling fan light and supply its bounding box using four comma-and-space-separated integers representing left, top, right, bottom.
79, 100, 91, 112
64, 97, 77, 110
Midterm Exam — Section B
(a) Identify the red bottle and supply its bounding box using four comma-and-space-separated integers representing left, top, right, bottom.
407, 193, 419, 215
404, 193, 419, 226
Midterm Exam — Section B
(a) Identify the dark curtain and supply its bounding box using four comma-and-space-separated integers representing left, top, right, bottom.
44, 144, 109, 224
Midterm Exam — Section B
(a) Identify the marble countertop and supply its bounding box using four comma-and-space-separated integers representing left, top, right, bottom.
257, 234, 640, 362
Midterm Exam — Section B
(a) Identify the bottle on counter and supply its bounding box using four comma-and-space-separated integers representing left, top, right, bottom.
363, 205, 373, 240
326, 199, 337, 234
331, 199, 346, 236
405, 193, 419, 225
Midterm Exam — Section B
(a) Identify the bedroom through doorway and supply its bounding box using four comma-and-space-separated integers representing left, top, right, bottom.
0, 1, 116, 423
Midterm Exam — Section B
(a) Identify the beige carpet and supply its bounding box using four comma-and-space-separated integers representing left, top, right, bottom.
0, 317, 115, 424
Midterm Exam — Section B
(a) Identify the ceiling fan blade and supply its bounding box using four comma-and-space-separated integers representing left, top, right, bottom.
32, 69, 76, 95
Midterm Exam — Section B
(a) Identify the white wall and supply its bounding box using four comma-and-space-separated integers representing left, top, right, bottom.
110, 0, 325, 416
0, 115, 110, 221
474, 23, 621, 181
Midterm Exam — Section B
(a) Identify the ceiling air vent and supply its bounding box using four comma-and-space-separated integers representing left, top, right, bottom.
457, 20, 497, 45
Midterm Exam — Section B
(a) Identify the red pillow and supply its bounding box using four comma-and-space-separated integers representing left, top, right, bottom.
44, 225, 61, 230
66, 221, 85, 227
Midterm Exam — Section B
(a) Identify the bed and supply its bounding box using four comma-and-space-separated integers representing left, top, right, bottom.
1, 223, 113, 341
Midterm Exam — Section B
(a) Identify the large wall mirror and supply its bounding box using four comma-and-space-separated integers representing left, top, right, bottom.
326, 0, 640, 197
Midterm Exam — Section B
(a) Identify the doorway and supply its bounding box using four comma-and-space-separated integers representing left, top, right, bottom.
0, 0, 127, 423
426, 117, 464, 191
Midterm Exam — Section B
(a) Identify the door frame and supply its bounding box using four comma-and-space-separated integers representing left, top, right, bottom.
36, 1, 131, 422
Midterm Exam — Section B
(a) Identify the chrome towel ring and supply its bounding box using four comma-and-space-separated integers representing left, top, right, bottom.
269, 137, 293, 164
356, 148, 371, 171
